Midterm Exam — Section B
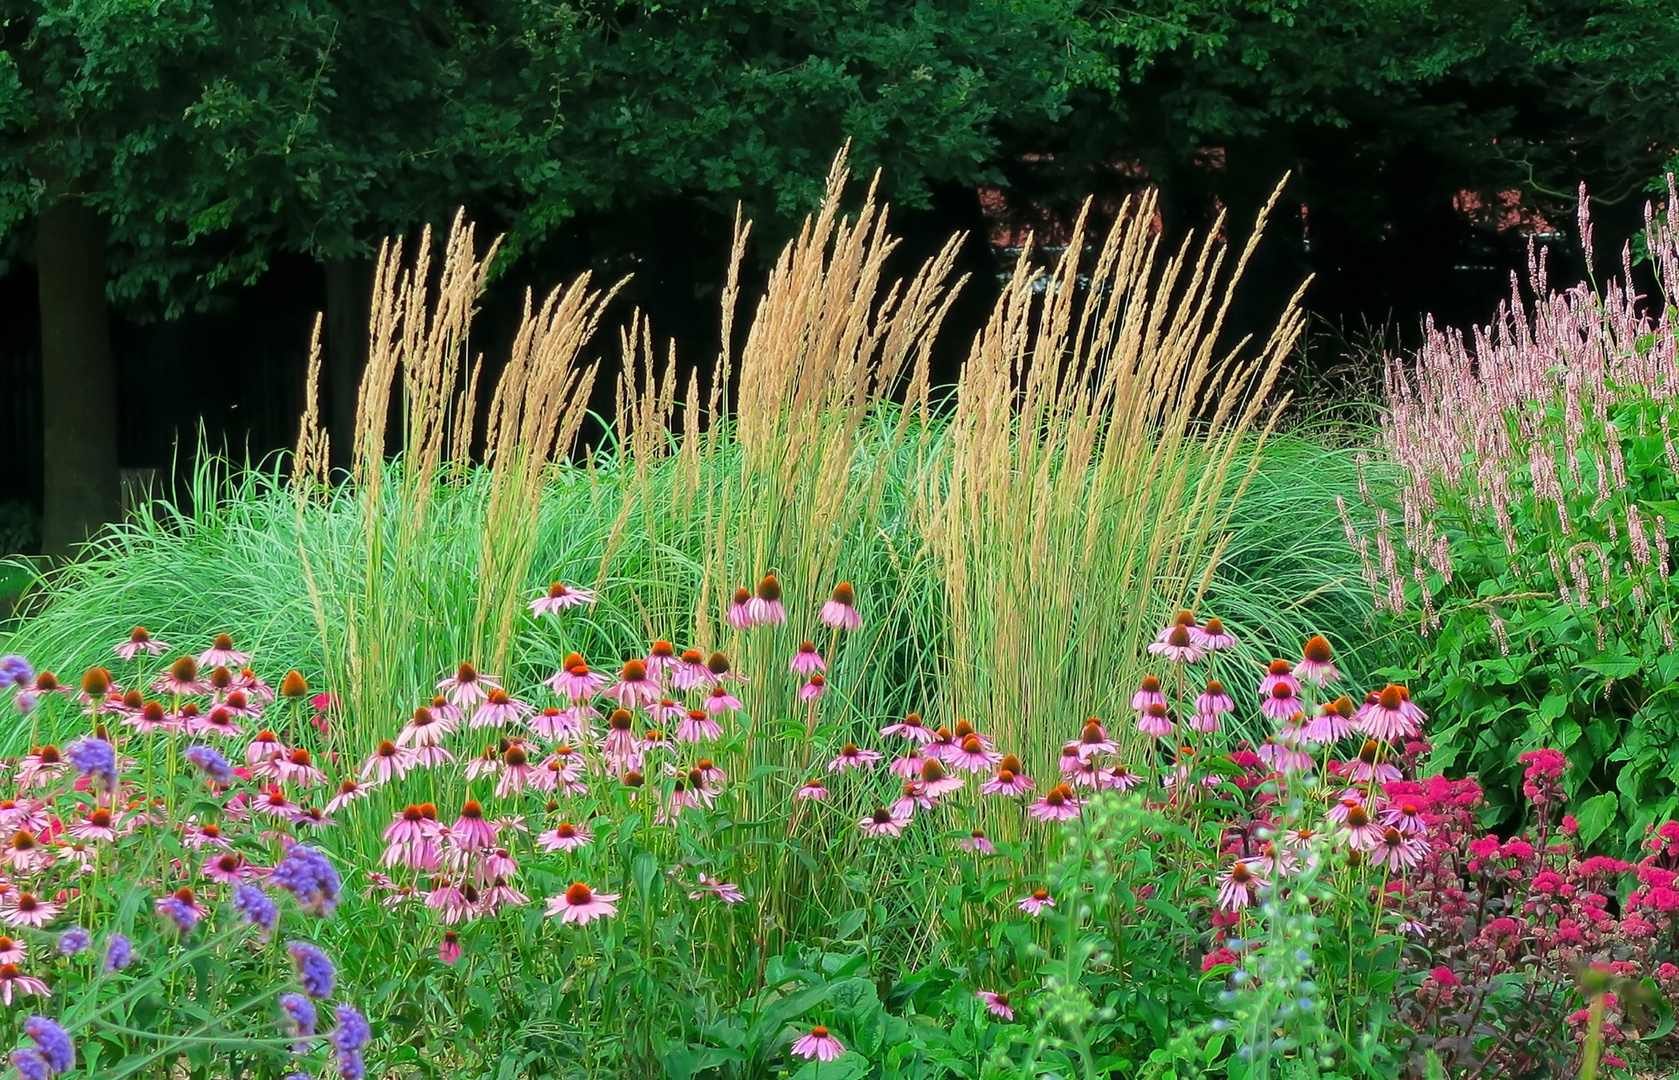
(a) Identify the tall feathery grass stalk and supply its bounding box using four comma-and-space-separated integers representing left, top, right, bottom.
922, 186, 1308, 799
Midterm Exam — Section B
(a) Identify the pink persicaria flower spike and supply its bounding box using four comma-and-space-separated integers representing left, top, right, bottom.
472, 689, 533, 729
1028, 784, 1082, 822
1372, 826, 1431, 871
799, 673, 826, 702
688, 875, 745, 904
1193, 616, 1237, 652
1076, 719, 1117, 759
726, 587, 754, 629
116, 625, 170, 660
0, 964, 49, 1005
672, 649, 713, 691
702, 685, 743, 715
1217, 859, 1268, 912
1355, 685, 1423, 741
153, 656, 207, 697
880, 712, 934, 744
438, 662, 501, 709
789, 642, 826, 676
1258, 660, 1300, 699
1135, 704, 1174, 740
1347, 739, 1402, 785
537, 821, 594, 852
546, 882, 620, 925
197, 633, 250, 669
749, 574, 787, 626
677, 708, 722, 743
1148, 624, 1204, 664
1296, 635, 1342, 685
1017, 889, 1055, 917
859, 807, 907, 838
976, 990, 1014, 1020
604, 660, 660, 707
791, 1026, 845, 1062
982, 755, 1036, 796
821, 582, 862, 631
1104, 764, 1143, 791
1261, 682, 1302, 722
795, 778, 828, 801
1131, 675, 1167, 712
959, 829, 998, 855
530, 581, 596, 616
361, 741, 419, 785
1306, 696, 1358, 743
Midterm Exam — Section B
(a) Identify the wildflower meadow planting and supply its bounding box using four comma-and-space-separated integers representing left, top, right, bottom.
8, 157, 1679, 1079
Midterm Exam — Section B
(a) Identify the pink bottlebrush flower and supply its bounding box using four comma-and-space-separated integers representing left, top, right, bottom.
828, 744, 883, 772
529, 581, 595, 616
1295, 635, 1341, 685
1028, 785, 1082, 822
197, 633, 250, 669
1104, 764, 1143, 791
115, 625, 170, 660
1135, 706, 1174, 740
546, 882, 620, 925
1131, 675, 1167, 712
2, 893, 60, 929
0, 964, 49, 1005
789, 642, 827, 677
959, 829, 997, 854
859, 807, 908, 837
799, 674, 826, 702
688, 874, 745, 904
1016, 889, 1055, 917
1355, 686, 1423, 741
438, 662, 500, 709
604, 660, 660, 707
791, 1026, 845, 1062
1371, 827, 1431, 872
1192, 616, 1236, 651
471, 688, 533, 730
749, 575, 787, 626
982, 755, 1036, 796
1217, 859, 1268, 912
820, 583, 862, 631
880, 713, 934, 744
889, 750, 927, 780
361, 741, 418, 785
977, 990, 1014, 1020
795, 779, 829, 801
702, 686, 743, 715
538, 822, 594, 852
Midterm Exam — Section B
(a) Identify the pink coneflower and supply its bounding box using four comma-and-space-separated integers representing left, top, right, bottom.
859, 807, 907, 838
1306, 696, 1358, 743
667, 708, 715, 743
789, 642, 826, 676
948, 735, 999, 774
529, 581, 596, 616
707, 650, 742, 685
749, 575, 787, 626
232, 667, 275, 701
919, 760, 964, 798
543, 745, 587, 783
254, 785, 302, 821
726, 587, 754, 629
383, 805, 431, 847
820, 582, 862, 631
1381, 801, 1428, 836
537, 821, 594, 852
645, 697, 685, 725
1065, 759, 1104, 789
153, 656, 207, 697
889, 750, 927, 779
1261, 682, 1302, 722
791, 1026, 845, 1062
546, 882, 620, 925
1217, 860, 1268, 911
325, 778, 372, 814
799, 674, 826, 702
891, 781, 935, 819
702, 686, 743, 715
959, 829, 997, 855
451, 802, 498, 850
828, 743, 881, 772
2, 893, 60, 929
219, 689, 261, 719
1193, 616, 1237, 652
122, 700, 170, 735
203, 851, 256, 885
361, 740, 418, 785
1104, 764, 1144, 791
1074, 719, 1116, 760
1257, 738, 1313, 774
427, 695, 463, 728
277, 748, 326, 787
1348, 740, 1402, 785
0, 964, 49, 1005
976, 990, 1014, 1020
644, 641, 679, 682
795, 778, 829, 801
438, 662, 500, 709
1334, 805, 1385, 851
195, 706, 242, 738
424, 880, 474, 924
529, 706, 575, 740
924, 727, 958, 762
182, 821, 233, 850
438, 930, 462, 965
494, 746, 538, 799
400, 706, 451, 746
1371, 827, 1431, 871
881, 712, 933, 744
1296, 635, 1341, 685
481, 880, 529, 914
1016, 889, 1055, 917
1147, 625, 1204, 664
1355, 686, 1424, 741
0, 801, 46, 835
1058, 742, 1082, 775
67, 807, 123, 843
116, 625, 169, 660
671, 649, 714, 691
197, 633, 250, 669
603, 709, 639, 760
1194, 679, 1234, 718
604, 660, 660, 707
472, 688, 533, 729
1258, 659, 1300, 699
2, 831, 48, 874
688, 874, 745, 904
982, 755, 1036, 796
478, 848, 519, 883
1131, 675, 1167, 712
0, 937, 26, 965
13, 747, 66, 790
1028, 785, 1082, 822
1135, 705, 1174, 740
246, 730, 285, 767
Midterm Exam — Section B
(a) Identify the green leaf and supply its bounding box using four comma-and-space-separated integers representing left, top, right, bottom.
1575, 792, 1619, 847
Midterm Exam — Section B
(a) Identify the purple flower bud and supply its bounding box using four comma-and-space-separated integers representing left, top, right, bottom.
0, 655, 33, 690
22, 1016, 73, 1074
56, 927, 90, 957
10, 1048, 49, 1080
287, 941, 336, 999
64, 737, 116, 788
232, 884, 279, 936
156, 896, 199, 933
271, 845, 341, 917
329, 1004, 370, 1053
183, 744, 235, 786
104, 934, 132, 972
279, 991, 317, 1051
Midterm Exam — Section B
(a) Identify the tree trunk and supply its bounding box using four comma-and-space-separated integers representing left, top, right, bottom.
36, 191, 119, 556
322, 257, 372, 469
